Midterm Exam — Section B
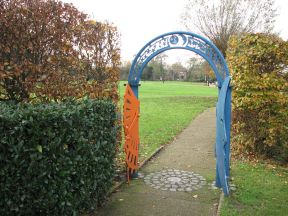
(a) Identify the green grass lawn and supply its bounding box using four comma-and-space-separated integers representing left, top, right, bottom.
119, 81, 218, 98
220, 161, 288, 216
118, 81, 218, 162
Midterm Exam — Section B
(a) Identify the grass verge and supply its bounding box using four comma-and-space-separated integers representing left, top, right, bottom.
220, 160, 288, 216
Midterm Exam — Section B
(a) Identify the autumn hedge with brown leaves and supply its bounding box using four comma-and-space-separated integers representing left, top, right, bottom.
0, 0, 121, 214
227, 33, 288, 162
0, 0, 120, 104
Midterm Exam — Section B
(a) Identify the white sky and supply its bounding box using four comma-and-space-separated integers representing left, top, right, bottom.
63, 0, 288, 64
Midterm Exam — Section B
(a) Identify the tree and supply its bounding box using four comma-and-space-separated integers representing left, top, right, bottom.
227, 33, 288, 161
154, 53, 168, 81
147, 53, 168, 80
203, 62, 216, 86
142, 65, 154, 81
168, 62, 187, 81
120, 61, 131, 80
186, 57, 206, 82
0, 0, 120, 103
181, 0, 277, 56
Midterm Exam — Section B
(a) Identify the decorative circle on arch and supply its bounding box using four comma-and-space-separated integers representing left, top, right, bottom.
128, 31, 229, 87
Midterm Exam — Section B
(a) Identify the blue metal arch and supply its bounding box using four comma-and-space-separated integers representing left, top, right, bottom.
127, 31, 232, 195
128, 31, 230, 97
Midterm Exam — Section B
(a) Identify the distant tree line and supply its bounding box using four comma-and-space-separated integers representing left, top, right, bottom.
120, 55, 216, 83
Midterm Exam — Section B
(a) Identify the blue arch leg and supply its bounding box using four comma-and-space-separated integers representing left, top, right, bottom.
130, 85, 139, 99
224, 87, 232, 177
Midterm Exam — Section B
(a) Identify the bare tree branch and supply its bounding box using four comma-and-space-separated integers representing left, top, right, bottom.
181, 0, 278, 56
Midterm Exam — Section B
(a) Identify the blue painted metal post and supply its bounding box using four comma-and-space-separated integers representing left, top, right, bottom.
130, 84, 139, 99
224, 86, 232, 177
215, 76, 231, 196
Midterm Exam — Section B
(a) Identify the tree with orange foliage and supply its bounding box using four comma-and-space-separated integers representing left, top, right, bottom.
0, 0, 120, 103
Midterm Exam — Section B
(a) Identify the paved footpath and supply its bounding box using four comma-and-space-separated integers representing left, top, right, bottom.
95, 108, 221, 216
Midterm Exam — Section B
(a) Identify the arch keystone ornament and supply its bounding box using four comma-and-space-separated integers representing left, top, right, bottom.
123, 31, 232, 195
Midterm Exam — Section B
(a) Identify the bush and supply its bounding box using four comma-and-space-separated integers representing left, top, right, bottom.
227, 33, 288, 162
0, 0, 120, 103
0, 100, 118, 215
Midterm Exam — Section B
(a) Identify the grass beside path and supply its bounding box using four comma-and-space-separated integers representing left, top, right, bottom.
220, 160, 288, 216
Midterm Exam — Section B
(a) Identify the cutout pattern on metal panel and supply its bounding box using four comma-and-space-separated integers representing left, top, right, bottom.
123, 84, 140, 181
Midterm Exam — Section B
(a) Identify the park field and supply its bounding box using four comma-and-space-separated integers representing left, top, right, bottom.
118, 81, 218, 162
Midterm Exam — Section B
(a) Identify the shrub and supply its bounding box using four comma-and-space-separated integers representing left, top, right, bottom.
227, 33, 288, 162
0, 100, 118, 215
0, 0, 120, 103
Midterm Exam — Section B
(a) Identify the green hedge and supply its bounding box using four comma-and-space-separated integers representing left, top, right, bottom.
0, 100, 118, 215
227, 33, 288, 162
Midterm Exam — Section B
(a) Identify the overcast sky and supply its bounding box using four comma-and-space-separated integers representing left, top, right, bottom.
63, 0, 288, 63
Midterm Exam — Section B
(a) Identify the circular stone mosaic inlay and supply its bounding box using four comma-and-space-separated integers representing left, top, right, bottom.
144, 169, 206, 192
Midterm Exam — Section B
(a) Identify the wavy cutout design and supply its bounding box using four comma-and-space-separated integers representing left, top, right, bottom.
123, 84, 140, 181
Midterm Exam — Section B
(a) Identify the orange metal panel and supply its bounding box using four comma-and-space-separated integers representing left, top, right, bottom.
123, 84, 140, 181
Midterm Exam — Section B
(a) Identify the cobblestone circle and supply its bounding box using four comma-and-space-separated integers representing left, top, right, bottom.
144, 169, 206, 192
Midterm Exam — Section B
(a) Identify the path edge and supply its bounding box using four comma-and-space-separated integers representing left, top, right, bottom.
109, 145, 165, 194
216, 192, 224, 216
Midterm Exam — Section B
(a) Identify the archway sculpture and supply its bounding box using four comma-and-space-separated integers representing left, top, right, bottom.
123, 31, 232, 195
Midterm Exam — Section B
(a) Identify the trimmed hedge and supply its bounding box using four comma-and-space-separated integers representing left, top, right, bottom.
227, 33, 288, 162
0, 100, 118, 215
